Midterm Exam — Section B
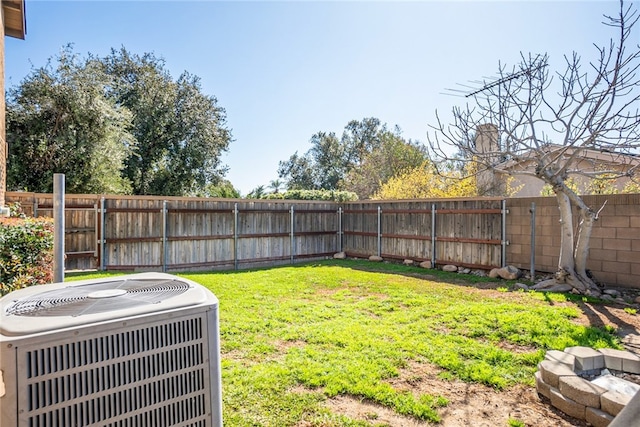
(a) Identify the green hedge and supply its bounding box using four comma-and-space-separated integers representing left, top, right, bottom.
0, 216, 54, 296
263, 189, 358, 202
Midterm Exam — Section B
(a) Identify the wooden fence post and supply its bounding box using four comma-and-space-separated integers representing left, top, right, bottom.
99, 197, 105, 271
377, 206, 382, 257
93, 202, 98, 260
290, 205, 295, 264
501, 199, 508, 267
431, 203, 436, 268
233, 203, 239, 270
337, 207, 343, 253
162, 200, 168, 272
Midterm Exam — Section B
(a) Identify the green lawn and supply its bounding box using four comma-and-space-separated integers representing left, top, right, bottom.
68, 260, 621, 426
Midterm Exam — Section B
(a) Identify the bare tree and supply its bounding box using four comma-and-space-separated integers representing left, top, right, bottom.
428, 1, 640, 295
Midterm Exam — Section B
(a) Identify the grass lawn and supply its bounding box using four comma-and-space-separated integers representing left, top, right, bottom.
68, 260, 621, 426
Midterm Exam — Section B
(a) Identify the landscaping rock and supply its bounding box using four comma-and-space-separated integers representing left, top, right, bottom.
419, 261, 431, 269
369, 255, 383, 262
635, 296, 640, 304
442, 264, 458, 272
403, 259, 414, 266
497, 265, 522, 280
333, 252, 346, 259
471, 269, 487, 277
604, 289, 622, 298
514, 283, 529, 291
490, 265, 522, 280
458, 267, 471, 274
530, 282, 573, 292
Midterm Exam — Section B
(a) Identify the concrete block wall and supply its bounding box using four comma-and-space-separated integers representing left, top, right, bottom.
507, 194, 640, 289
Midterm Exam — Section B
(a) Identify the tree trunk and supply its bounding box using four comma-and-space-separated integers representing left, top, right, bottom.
531, 190, 601, 296
575, 207, 595, 279
556, 191, 575, 276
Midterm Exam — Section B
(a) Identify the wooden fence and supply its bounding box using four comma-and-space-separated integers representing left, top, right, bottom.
342, 199, 505, 269
5, 193, 506, 272
5, 193, 339, 271
6, 192, 638, 288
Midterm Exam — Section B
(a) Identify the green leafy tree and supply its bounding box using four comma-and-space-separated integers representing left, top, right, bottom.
101, 48, 232, 196
194, 179, 240, 198
246, 185, 266, 199
7, 47, 134, 194
278, 132, 346, 190
344, 132, 428, 198
278, 118, 427, 198
268, 179, 283, 194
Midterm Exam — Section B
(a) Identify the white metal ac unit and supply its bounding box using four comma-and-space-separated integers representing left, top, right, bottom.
0, 273, 222, 427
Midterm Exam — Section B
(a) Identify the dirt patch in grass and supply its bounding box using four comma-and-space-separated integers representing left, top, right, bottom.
319, 294, 640, 427
322, 360, 588, 426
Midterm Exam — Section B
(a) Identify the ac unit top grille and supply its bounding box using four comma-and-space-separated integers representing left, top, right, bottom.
6, 279, 190, 317
0, 273, 217, 337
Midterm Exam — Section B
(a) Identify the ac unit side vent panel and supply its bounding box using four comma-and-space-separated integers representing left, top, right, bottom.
28, 395, 209, 427
6, 279, 190, 317
25, 316, 204, 378
27, 344, 205, 411
17, 315, 214, 426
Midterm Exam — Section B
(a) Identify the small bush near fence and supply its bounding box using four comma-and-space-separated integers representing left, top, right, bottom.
263, 189, 358, 202
0, 216, 54, 295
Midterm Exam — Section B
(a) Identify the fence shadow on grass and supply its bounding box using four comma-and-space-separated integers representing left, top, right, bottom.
317, 259, 504, 290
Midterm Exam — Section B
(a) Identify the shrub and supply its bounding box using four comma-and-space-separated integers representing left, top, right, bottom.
0, 216, 54, 295
263, 189, 358, 202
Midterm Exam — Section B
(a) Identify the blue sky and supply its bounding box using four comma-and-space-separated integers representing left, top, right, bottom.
5, 1, 634, 195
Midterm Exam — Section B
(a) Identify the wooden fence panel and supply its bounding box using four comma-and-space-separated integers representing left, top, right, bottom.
342, 199, 503, 269
380, 201, 433, 261
104, 198, 164, 270
342, 203, 380, 258
433, 199, 502, 269
165, 198, 236, 270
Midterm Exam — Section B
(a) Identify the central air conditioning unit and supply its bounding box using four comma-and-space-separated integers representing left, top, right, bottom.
0, 273, 222, 427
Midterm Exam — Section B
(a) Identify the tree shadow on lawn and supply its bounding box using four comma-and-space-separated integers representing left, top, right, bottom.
572, 300, 640, 346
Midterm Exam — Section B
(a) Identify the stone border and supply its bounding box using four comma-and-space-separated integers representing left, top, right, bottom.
536, 346, 640, 427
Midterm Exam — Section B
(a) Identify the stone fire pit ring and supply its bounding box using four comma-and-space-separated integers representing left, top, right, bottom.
536, 346, 640, 427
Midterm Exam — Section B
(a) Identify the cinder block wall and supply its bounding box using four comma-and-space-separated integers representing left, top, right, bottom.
507, 194, 640, 289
